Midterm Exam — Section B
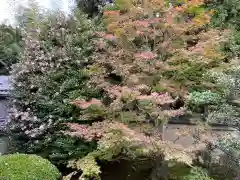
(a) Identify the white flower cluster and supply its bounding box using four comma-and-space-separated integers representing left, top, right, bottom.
9, 105, 54, 138
207, 104, 240, 125
205, 65, 240, 96
216, 137, 240, 167
205, 71, 235, 95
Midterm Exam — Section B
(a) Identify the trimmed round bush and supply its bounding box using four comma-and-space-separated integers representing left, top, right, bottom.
0, 154, 60, 180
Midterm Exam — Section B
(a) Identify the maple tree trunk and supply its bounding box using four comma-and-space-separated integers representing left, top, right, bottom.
203, 105, 209, 120
150, 155, 168, 180
155, 123, 166, 141
160, 123, 166, 141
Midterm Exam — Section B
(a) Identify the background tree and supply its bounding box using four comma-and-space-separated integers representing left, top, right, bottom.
206, 0, 240, 30
75, 0, 111, 17
0, 24, 22, 75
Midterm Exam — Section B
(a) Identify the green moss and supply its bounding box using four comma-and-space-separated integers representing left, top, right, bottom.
0, 154, 60, 180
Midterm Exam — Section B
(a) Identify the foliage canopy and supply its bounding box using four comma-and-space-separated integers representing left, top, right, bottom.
7, 0, 240, 179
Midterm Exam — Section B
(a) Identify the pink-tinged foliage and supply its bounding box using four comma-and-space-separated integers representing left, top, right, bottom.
134, 51, 157, 60
64, 123, 104, 141
11, 1, 228, 178
106, 85, 141, 99
134, 20, 150, 28
65, 120, 193, 167
153, 93, 176, 105
64, 121, 137, 142
71, 98, 102, 109
137, 92, 175, 106
103, 34, 118, 41
103, 10, 120, 16
164, 107, 186, 117
134, 18, 162, 28
136, 30, 144, 36
147, 18, 162, 24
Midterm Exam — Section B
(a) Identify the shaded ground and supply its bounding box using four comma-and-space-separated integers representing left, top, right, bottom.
100, 159, 152, 180
100, 124, 239, 180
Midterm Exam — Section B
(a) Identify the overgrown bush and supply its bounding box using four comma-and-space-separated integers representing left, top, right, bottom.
61, 0, 228, 178
9, 0, 239, 179
203, 65, 240, 177
0, 153, 60, 180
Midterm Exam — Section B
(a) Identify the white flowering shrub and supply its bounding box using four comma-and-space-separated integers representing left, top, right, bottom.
188, 91, 223, 107
205, 65, 240, 176
206, 65, 240, 97
187, 90, 223, 118
215, 137, 240, 171
207, 104, 240, 125
9, 9, 102, 164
